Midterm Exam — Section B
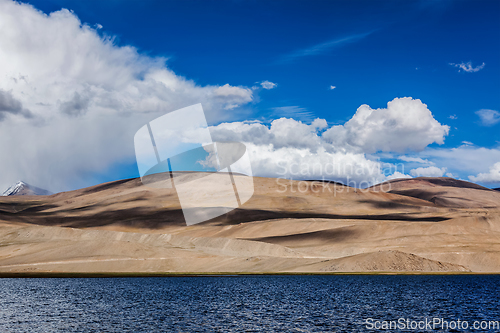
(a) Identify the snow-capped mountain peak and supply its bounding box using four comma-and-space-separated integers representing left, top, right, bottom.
2, 181, 52, 196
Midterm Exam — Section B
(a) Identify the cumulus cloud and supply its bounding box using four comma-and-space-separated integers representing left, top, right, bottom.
205, 105, 496, 186
329, 85, 336, 90
449, 61, 485, 73
214, 84, 253, 101
410, 166, 446, 177
476, 109, 500, 126
149, 96, 449, 187
210, 118, 327, 151
245, 144, 387, 187
209, 117, 416, 187
322, 97, 449, 153
0, 0, 255, 191
469, 162, 500, 183
260, 81, 277, 90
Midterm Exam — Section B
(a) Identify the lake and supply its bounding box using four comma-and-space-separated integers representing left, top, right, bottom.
0, 275, 498, 332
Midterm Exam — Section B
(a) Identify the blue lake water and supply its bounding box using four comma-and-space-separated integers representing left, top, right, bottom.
0, 275, 498, 332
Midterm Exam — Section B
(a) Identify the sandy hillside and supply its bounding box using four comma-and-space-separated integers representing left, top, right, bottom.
0, 174, 499, 273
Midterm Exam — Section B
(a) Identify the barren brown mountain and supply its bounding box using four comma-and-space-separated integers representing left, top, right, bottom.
0, 174, 499, 274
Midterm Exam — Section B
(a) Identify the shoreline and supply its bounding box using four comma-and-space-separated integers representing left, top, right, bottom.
0, 271, 499, 278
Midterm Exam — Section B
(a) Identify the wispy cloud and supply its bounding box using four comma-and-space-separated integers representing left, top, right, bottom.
449, 61, 485, 73
398, 156, 434, 165
270, 106, 317, 123
329, 85, 336, 90
260, 80, 277, 90
476, 109, 500, 126
279, 31, 374, 63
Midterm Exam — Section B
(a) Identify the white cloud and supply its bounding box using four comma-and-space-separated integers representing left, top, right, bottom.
398, 156, 434, 164
410, 166, 446, 177
161, 96, 450, 187
449, 114, 457, 120
469, 162, 500, 183
0, 0, 255, 192
244, 144, 387, 187
206, 114, 499, 186
280, 31, 373, 63
209, 117, 418, 187
476, 109, 500, 126
420, 147, 500, 176
214, 84, 253, 100
210, 118, 326, 151
449, 61, 485, 73
270, 106, 316, 123
329, 85, 336, 90
322, 97, 449, 153
311, 118, 328, 130
260, 80, 277, 90
385, 171, 412, 181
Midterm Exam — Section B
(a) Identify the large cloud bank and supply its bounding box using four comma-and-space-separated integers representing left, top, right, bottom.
0, 0, 254, 191
209, 98, 449, 186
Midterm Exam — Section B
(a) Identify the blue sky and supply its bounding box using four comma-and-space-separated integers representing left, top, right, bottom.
28, 0, 499, 132
0, 0, 499, 191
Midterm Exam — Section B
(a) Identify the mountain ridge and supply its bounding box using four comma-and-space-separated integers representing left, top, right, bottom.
0, 174, 499, 273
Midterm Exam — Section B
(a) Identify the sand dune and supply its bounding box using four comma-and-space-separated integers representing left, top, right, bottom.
0, 174, 499, 273
289, 250, 469, 272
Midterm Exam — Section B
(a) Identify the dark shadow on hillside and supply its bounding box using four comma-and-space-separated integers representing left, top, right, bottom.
0, 205, 450, 229
207, 208, 450, 225
244, 228, 359, 247
357, 200, 429, 210
0, 207, 186, 229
